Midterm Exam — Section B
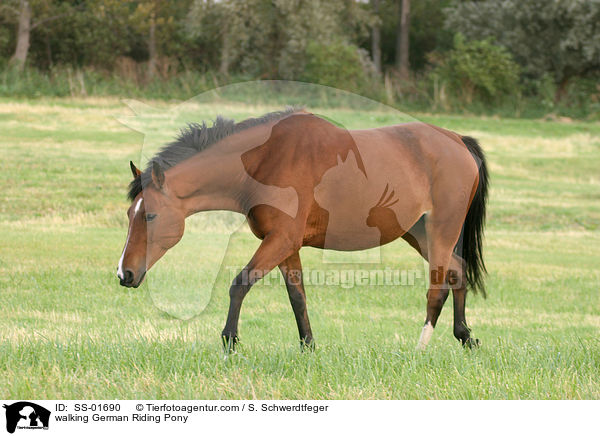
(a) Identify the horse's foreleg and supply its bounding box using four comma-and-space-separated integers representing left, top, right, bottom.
279, 252, 314, 349
222, 232, 297, 351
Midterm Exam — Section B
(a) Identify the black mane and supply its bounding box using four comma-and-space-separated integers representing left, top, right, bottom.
127, 107, 300, 201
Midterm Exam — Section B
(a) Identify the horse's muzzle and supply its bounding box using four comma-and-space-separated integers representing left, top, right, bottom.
118, 269, 145, 288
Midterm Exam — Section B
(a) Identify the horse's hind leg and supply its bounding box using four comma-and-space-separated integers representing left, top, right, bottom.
404, 214, 478, 348
449, 253, 479, 348
402, 214, 428, 259
279, 252, 314, 349
404, 219, 479, 349
403, 215, 451, 349
416, 204, 468, 350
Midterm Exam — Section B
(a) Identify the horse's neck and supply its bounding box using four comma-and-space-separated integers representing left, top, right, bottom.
167, 115, 334, 219
167, 122, 280, 217
169, 149, 246, 217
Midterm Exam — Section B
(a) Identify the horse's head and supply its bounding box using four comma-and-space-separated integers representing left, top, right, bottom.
117, 161, 185, 287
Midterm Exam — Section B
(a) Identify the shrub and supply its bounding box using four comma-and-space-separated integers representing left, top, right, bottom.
432, 34, 520, 105
301, 41, 379, 96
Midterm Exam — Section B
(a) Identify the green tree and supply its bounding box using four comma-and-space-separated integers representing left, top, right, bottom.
130, 0, 192, 80
29, 0, 134, 69
187, 0, 374, 80
369, 0, 452, 72
445, 0, 600, 101
2, 0, 79, 70
395, 0, 410, 78
185, 0, 229, 73
370, 0, 381, 73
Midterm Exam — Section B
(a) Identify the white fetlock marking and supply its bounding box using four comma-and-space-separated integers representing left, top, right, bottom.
416, 322, 434, 350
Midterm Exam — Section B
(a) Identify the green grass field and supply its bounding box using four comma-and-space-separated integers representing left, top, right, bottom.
1, 97, 599, 399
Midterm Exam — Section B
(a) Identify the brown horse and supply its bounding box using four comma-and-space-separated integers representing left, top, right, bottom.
117, 108, 488, 350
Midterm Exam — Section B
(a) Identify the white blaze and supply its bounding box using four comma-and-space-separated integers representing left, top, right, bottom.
134, 197, 143, 214
117, 198, 142, 280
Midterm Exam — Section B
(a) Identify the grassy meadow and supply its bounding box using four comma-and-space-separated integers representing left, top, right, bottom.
0, 97, 599, 399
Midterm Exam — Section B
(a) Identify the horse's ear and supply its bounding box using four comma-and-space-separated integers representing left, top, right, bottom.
151, 161, 165, 190
130, 161, 141, 179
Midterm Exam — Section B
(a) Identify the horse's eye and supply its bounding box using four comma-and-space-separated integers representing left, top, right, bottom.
145, 213, 157, 222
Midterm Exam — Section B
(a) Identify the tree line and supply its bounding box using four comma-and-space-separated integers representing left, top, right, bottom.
0, 0, 598, 117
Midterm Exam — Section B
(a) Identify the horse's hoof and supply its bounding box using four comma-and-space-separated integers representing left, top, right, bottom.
300, 339, 315, 352
464, 337, 480, 349
221, 334, 238, 353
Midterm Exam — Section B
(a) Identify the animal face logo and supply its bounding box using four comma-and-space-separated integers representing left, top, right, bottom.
3, 402, 50, 434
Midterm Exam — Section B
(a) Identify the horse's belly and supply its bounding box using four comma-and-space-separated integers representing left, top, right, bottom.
310, 182, 425, 251
307, 228, 403, 251
303, 206, 421, 251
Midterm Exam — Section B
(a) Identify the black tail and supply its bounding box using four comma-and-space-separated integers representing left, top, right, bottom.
460, 136, 489, 297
